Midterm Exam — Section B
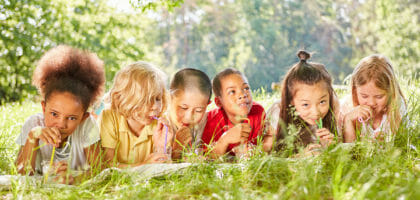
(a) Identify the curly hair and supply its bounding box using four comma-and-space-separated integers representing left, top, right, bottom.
32, 45, 105, 111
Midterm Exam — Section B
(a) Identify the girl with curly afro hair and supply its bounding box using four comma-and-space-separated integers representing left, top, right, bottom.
15, 45, 105, 184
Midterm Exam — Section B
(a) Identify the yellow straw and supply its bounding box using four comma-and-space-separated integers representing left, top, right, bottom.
44, 145, 55, 183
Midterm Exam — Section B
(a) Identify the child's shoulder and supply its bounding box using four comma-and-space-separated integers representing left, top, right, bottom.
23, 113, 44, 127
206, 107, 224, 122
249, 101, 265, 115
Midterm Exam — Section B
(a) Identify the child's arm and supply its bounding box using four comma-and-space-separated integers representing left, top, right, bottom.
210, 123, 251, 157
102, 147, 168, 168
262, 127, 275, 152
15, 127, 61, 174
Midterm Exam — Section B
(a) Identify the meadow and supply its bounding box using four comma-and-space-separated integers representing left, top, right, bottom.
0, 78, 419, 199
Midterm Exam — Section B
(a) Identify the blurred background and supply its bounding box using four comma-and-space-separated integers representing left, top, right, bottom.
0, 0, 419, 104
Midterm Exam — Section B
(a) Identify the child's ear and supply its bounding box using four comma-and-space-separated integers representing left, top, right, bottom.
82, 112, 90, 122
214, 97, 222, 107
41, 101, 46, 113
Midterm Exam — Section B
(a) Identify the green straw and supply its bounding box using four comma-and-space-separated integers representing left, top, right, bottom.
316, 118, 323, 129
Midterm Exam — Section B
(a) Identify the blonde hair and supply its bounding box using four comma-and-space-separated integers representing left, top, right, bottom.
108, 61, 168, 118
351, 54, 406, 133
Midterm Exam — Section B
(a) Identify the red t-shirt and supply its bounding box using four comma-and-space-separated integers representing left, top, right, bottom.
201, 102, 266, 153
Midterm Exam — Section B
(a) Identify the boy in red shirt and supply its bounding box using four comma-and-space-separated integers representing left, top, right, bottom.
202, 68, 266, 158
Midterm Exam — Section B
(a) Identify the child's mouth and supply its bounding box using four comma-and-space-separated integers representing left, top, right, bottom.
238, 102, 250, 108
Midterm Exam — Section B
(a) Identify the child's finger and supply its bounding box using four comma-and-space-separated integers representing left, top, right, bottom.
241, 123, 251, 133
360, 106, 373, 118
39, 133, 55, 146
47, 128, 61, 144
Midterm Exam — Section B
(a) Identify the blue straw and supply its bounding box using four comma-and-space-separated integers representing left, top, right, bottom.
153, 117, 169, 153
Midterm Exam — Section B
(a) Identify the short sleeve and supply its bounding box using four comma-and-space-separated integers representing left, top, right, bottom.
99, 109, 118, 148
15, 114, 44, 146
80, 115, 100, 148
266, 101, 281, 134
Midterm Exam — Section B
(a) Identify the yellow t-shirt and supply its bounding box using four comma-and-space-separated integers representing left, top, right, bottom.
99, 109, 156, 164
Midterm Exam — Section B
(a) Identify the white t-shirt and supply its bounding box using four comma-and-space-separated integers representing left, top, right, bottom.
15, 113, 100, 174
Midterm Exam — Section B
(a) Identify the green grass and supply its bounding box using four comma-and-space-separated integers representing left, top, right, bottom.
0, 79, 419, 199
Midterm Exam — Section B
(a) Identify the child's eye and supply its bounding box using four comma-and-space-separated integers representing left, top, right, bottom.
302, 104, 309, 107
361, 95, 368, 98
51, 112, 58, 117
68, 116, 77, 121
375, 95, 384, 99
244, 86, 250, 91
179, 106, 188, 110
320, 100, 327, 104
195, 109, 204, 113
228, 90, 235, 95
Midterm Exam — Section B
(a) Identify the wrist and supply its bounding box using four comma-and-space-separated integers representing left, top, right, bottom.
27, 131, 40, 144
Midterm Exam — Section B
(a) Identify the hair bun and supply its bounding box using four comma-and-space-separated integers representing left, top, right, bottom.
297, 50, 311, 62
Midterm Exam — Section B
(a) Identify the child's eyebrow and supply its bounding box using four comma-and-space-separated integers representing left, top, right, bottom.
50, 109, 60, 113
225, 86, 236, 90
318, 94, 328, 100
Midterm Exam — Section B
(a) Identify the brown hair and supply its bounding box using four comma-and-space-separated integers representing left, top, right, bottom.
32, 45, 105, 111
170, 68, 212, 101
212, 68, 247, 97
351, 54, 406, 133
277, 50, 337, 147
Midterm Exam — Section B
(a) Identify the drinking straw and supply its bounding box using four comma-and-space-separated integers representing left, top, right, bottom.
44, 143, 56, 183
153, 117, 169, 153
316, 118, 323, 129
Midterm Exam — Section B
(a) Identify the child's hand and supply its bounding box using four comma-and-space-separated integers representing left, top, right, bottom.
345, 105, 373, 123
302, 144, 322, 157
221, 123, 251, 145
173, 127, 192, 155
51, 161, 74, 184
152, 118, 174, 150
315, 128, 335, 147
30, 127, 62, 147
143, 153, 170, 164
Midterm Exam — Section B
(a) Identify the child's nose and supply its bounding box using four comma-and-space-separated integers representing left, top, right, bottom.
183, 110, 194, 124
312, 105, 321, 117
56, 118, 67, 129
367, 97, 376, 107
151, 100, 162, 111
238, 89, 248, 99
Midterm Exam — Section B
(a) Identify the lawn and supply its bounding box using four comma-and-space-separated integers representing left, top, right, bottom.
0, 79, 419, 199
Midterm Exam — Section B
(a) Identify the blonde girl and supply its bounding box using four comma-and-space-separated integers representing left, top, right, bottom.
342, 55, 406, 142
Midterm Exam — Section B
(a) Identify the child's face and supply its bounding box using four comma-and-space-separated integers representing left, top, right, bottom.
291, 81, 330, 125
42, 91, 87, 140
356, 80, 388, 116
131, 96, 163, 126
216, 74, 252, 123
169, 89, 209, 129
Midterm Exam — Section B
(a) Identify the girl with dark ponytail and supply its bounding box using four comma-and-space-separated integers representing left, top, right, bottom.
265, 50, 339, 156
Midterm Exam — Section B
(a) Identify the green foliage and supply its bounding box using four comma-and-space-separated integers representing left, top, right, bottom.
0, 0, 156, 104
0, 0, 419, 104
